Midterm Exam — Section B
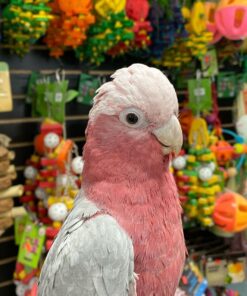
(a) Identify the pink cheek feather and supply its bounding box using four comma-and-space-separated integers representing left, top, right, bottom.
82, 114, 186, 296
83, 114, 165, 183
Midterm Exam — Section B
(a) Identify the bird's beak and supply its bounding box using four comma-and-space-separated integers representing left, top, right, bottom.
152, 115, 183, 156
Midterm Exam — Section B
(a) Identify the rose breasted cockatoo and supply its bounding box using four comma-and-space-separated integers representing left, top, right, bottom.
38, 64, 186, 296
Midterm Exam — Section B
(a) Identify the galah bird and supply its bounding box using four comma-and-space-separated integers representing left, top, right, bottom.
38, 64, 186, 296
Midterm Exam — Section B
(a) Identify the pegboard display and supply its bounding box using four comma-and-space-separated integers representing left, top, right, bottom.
1, 0, 247, 295
0, 49, 237, 295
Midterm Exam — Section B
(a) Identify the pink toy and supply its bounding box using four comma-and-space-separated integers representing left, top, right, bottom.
215, 0, 247, 40
205, 2, 222, 43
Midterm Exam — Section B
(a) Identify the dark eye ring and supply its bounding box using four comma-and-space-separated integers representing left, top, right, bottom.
126, 113, 139, 125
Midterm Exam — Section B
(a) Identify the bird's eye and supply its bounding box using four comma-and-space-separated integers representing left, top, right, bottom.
126, 113, 139, 125
119, 107, 147, 128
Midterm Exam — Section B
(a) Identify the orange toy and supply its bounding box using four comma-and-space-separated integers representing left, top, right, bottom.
179, 109, 194, 137
56, 140, 73, 172
44, 0, 95, 57
58, 0, 93, 15
213, 192, 247, 232
210, 140, 234, 165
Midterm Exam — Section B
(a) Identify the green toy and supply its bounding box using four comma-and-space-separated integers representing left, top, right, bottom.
188, 77, 212, 115
75, 11, 134, 65
26, 70, 78, 123
217, 72, 236, 98
3, 0, 53, 55
77, 73, 101, 106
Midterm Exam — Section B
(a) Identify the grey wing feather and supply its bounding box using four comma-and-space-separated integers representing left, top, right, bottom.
38, 191, 135, 296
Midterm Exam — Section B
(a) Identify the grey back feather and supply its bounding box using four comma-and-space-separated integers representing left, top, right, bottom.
38, 190, 135, 296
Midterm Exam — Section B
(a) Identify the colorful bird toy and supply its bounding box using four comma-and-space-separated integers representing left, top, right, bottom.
3, 0, 53, 55
213, 191, 247, 232
75, 11, 134, 65
15, 118, 83, 294
108, 0, 152, 56
44, 0, 95, 57
182, 1, 213, 59
173, 118, 224, 228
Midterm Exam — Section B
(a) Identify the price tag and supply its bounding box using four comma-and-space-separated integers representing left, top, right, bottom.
194, 88, 205, 97
14, 215, 28, 245
17, 222, 46, 269
55, 92, 63, 102
188, 78, 212, 114
0, 62, 12, 112
201, 49, 218, 77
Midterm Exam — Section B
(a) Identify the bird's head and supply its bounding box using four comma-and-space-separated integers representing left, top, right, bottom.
86, 64, 182, 160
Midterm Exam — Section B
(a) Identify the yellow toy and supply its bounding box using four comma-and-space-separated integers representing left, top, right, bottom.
173, 118, 225, 228
158, 2, 213, 68
182, 1, 213, 58
94, 0, 126, 18
182, 1, 206, 35
188, 118, 210, 148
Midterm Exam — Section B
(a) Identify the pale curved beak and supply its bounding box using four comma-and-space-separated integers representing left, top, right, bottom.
152, 115, 183, 156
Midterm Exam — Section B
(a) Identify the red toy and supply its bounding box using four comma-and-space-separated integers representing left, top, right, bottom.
108, 0, 152, 56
